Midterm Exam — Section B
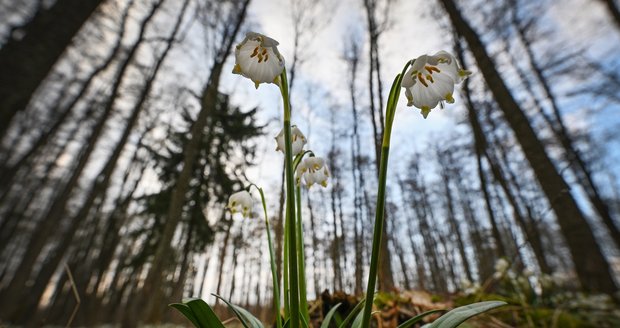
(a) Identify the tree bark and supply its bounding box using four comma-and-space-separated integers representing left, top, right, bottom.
140, 1, 250, 321
440, 0, 617, 293
0, 0, 105, 140
509, 6, 620, 251
599, 0, 620, 29
0, 2, 165, 319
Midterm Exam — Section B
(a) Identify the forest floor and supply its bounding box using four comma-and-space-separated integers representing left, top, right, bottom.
309, 284, 620, 328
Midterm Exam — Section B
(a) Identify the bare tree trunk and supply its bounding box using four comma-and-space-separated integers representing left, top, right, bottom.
0, 0, 134, 192
441, 0, 617, 293
397, 176, 428, 289
0, 2, 165, 319
140, 1, 250, 321
215, 219, 233, 296
228, 228, 244, 301
457, 35, 552, 273
328, 124, 343, 291
437, 168, 474, 282
509, 5, 620, 250
599, 0, 620, 29
362, 0, 394, 291
306, 192, 321, 297
19, 2, 187, 319
343, 31, 366, 294
0, 0, 105, 140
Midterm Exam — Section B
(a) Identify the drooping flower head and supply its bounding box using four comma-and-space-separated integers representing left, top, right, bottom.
275, 125, 307, 156
295, 156, 330, 188
227, 190, 253, 218
493, 258, 510, 279
401, 51, 471, 118
233, 32, 285, 88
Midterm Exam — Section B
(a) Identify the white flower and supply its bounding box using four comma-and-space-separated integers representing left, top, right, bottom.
227, 190, 253, 218
401, 51, 471, 118
493, 258, 510, 278
275, 125, 307, 156
295, 156, 329, 188
233, 32, 285, 88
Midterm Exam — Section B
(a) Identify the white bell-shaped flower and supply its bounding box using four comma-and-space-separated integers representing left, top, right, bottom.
296, 156, 330, 188
227, 190, 253, 218
275, 125, 307, 156
493, 258, 510, 278
401, 51, 471, 118
233, 32, 285, 88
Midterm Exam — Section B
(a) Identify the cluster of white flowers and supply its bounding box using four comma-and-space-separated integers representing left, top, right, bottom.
228, 31, 470, 214
227, 190, 253, 218
401, 51, 471, 118
296, 156, 330, 188
275, 125, 307, 156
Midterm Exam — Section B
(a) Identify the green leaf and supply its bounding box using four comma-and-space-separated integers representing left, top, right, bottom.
397, 309, 445, 328
428, 301, 507, 328
320, 303, 342, 328
352, 310, 379, 328
185, 298, 226, 328
338, 299, 365, 328
351, 309, 363, 328
300, 312, 310, 328
213, 294, 264, 328
169, 303, 202, 328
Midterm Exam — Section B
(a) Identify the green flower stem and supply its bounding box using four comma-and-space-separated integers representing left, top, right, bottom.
360, 61, 412, 328
279, 70, 300, 328
295, 185, 310, 325
250, 185, 283, 328
283, 209, 290, 319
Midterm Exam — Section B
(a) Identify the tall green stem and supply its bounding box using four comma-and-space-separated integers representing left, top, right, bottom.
279, 71, 300, 328
360, 61, 411, 328
251, 185, 283, 328
295, 185, 310, 325
283, 210, 290, 318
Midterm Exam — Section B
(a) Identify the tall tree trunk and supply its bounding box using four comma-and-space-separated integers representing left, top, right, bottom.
599, 0, 620, 29
215, 221, 234, 297
397, 176, 428, 289
509, 5, 620, 250
438, 169, 474, 282
440, 0, 617, 293
0, 0, 134, 191
0, 0, 105, 140
344, 32, 365, 294
328, 140, 343, 291
306, 192, 321, 297
362, 0, 394, 291
16, 2, 187, 319
457, 34, 552, 273
140, 1, 250, 321
0, 2, 165, 319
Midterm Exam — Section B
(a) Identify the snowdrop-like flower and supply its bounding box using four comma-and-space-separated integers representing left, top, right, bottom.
275, 125, 307, 156
295, 156, 330, 188
233, 32, 285, 88
493, 258, 510, 278
227, 190, 253, 218
401, 51, 471, 118
460, 278, 480, 295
